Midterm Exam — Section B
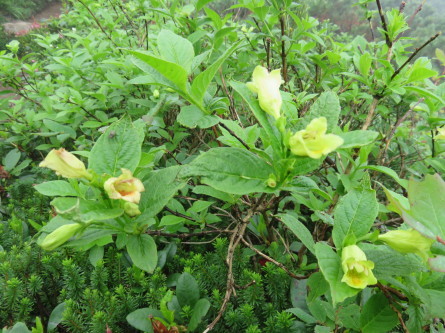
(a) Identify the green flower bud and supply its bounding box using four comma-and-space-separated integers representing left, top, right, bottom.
124, 202, 142, 217
41, 224, 82, 251
289, 117, 344, 159
378, 229, 434, 261
341, 245, 377, 289
266, 174, 277, 188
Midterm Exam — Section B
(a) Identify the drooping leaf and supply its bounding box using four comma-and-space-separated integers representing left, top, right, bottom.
280, 213, 315, 255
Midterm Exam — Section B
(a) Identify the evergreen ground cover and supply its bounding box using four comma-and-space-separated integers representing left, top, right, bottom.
1, 0, 445, 332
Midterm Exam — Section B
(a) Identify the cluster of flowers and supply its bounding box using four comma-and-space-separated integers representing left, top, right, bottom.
247, 66, 435, 289
38, 148, 145, 250
247, 66, 344, 159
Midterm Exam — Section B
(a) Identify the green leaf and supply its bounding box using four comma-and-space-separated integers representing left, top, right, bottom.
230, 80, 281, 153
360, 293, 398, 333
191, 41, 241, 104
180, 147, 274, 195
47, 302, 66, 332
126, 308, 163, 332
332, 186, 378, 249
188, 299, 211, 331
361, 165, 408, 189
280, 213, 315, 255
157, 30, 194, 73
126, 234, 158, 273
287, 307, 317, 324
177, 272, 200, 308
128, 50, 188, 91
196, 0, 215, 11
138, 166, 186, 217
314, 243, 359, 305
34, 181, 77, 197
404, 174, 445, 239
3, 149, 21, 171
177, 105, 220, 129
88, 245, 104, 266
339, 130, 378, 148
337, 304, 361, 331
297, 91, 341, 132
9, 323, 31, 333
89, 117, 142, 176
358, 52, 372, 76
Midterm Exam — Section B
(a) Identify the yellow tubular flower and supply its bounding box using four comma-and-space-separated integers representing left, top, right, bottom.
39, 148, 92, 180
104, 168, 145, 204
247, 65, 283, 119
41, 223, 82, 251
341, 245, 377, 289
378, 229, 434, 261
289, 117, 344, 159
435, 126, 445, 140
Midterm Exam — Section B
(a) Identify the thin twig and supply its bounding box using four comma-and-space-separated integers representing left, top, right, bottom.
376, 0, 391, 48
390, 33, 441, 81
218, 122, 251, 150
377, 283, 409, 332
241, 237, 308, 280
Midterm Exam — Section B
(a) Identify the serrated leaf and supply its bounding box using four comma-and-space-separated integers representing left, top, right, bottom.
89, 117, 142, 176
360, 293, 398, 333
157, 30, 194, 73
332, 186, 378, 249
128, 50, 188, 91
177, 105, 219, 129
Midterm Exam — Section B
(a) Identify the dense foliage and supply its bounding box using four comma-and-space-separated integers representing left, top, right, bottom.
1, 0, 445, 332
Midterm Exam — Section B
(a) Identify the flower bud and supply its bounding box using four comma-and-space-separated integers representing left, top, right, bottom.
289, 117, 343, 159
39, 148, 92, 180
341, 245, 377, 289
378, 229, 434, 261
124, 202, 142, 217
247, 66, 283, 120
266, 174, 277, 188
104, 168, 145, 204
153, 89, 160, 98
41, 223, 82, 251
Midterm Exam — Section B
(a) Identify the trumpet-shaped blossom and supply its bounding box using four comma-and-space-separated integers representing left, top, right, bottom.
104, 168, 145, 204
39, 148, 92, 179
289, 117, 344, 159
341, 245, 377, 289
378, 229, 434, 261
247, 65, 283, 119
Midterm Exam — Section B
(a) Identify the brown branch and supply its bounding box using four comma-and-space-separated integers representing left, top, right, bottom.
376, 0, 391, 48
146, 229, 233, 239
362, 97, 380, 131
203, 194, 268, 333
377, 283, 409, 332
279, 15, 288, 84
218, 122, 250, 150
390, 33, 441, 81
241, 237, 308, 280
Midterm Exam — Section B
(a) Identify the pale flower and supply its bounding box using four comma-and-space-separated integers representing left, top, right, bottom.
378, 229, 434, 261
104, 168, 145, 204
289, 117, 343, 159
341, 245, 377, 289
247, 65, 283, 119
39, 148, 92, 180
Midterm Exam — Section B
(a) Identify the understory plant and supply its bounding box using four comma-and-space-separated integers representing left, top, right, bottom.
1, 0, 445, 332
